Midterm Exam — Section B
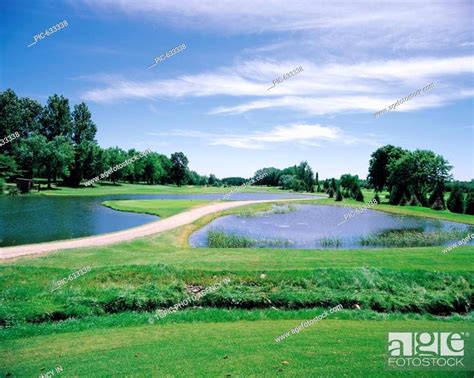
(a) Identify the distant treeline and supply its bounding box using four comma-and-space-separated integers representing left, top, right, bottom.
1, 89, 472, 214
0, 89, 202, 189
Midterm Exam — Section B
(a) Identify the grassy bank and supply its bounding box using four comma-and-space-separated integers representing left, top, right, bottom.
103, 199, 209, 218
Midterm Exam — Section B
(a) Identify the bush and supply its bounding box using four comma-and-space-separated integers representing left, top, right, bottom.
0, 178, 5, 194
399, 193, 407, 206
7, 186, 20, 196
355, 188, 364, 202
335, 188, 343, 201
327, 187, 334, 198
431, 195, 445, 210
447, 186, 465, 214
465, 191, 474, 215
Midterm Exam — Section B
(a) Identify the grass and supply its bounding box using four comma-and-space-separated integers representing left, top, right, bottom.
2, 318, 472, 377
35, 183, 297, 197
207, 230, 256, 248
360, 227, 472, 247
1, 196, 473, 376
102, 199, 209, 218
1, 265, 472, 326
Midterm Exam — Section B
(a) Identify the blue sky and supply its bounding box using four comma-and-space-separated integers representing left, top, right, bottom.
1, 0, 473, 180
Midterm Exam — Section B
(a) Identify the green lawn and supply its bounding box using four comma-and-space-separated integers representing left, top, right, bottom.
102, 199, 210, 218
2, 318, 472, 377
36, 183, 295, 196
1, 197, 473, 376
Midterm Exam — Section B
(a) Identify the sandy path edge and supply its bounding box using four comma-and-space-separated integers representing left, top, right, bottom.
0, 198, 316, 260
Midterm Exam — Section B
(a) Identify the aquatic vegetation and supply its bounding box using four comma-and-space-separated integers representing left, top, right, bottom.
207, 230, 294, 248
319, 237, 342, 248
270, 204, 297, 214
207, 230, 256, 248
359, 227, 471, 247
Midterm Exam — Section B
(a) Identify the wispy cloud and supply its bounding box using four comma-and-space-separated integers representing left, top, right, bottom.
148, 123, 380, 150
80, 0, 473, 52
80, 56, 474, 116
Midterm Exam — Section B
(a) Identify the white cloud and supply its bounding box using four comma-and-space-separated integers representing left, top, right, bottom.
81, 56, 474, 116
79, 0, 473, 52
148, 123, 379, 150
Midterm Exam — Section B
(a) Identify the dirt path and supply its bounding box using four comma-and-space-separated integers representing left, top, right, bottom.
0, 198, 316, 260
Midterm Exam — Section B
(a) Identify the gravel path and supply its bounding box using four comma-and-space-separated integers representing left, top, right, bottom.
0, 198, 315, 260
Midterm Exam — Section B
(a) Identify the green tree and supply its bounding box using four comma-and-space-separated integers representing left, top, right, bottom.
254, 167, 281, 186
66, 103, 98, 187
39, 95, 73, 141
296, 161, 314, 192
335, 187, 343, 201
40, 136, 74, 188
143, 152, 165, 184
170, 152, 189, 186
429, 181, 446, 210
368, 145, 406, 191
103, 147, 127, 184
208, 174, 217, 186
340, 174, 359, 192
0, 154, 18, 179
327, 187, 335, 198
447, 185, 465, 213
465, 190, 474, 215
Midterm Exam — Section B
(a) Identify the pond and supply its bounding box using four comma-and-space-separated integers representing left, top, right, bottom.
189, 204, 474, 249
0, 192, 319, 247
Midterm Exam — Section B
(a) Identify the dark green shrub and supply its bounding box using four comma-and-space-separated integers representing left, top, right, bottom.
335, 188, 343, 201
355, 188, 364, 202
431, 195, 444, 210
465, 191, 474, 215
447, 186, 465, 213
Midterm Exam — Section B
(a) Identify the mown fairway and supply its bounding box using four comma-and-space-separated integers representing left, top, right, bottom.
2, 318, 472, 377
1, 200, 473, 377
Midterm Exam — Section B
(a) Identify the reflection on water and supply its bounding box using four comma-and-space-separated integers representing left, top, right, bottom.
189, 205, 473, 249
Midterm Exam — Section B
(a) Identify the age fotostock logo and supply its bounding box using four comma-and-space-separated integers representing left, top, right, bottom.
387, 332, 471, 370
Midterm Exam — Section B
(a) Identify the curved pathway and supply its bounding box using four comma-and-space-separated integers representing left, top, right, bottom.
0, 198, 316, 260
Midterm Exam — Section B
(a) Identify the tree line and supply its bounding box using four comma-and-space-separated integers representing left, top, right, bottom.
0, 89, 201, 189
366, 145, 474, 214
1, 89, 472, 215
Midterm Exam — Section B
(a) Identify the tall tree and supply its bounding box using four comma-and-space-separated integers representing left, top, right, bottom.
296, 161, 314, 192
170, 152, 189, 186
368, 145, 406, 191
66, 103, 98, 186
465, 190, 474, 215
39, 95, 73, 141
446, 185, 465, 213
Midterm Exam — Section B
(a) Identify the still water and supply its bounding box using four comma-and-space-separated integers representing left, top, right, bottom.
189, 204, 472, 249
0, 193, 318, 247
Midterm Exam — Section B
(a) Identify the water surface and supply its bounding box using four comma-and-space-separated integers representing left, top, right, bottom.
0, 192, 319, 247
189, 204, 472, 249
